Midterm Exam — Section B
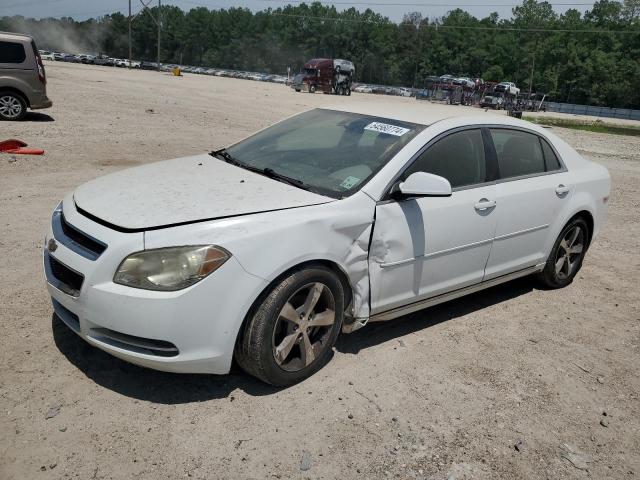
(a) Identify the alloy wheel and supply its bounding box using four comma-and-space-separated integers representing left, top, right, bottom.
0, 95, 23, 119
272, 282, 336, 372
555, 225, 585, 280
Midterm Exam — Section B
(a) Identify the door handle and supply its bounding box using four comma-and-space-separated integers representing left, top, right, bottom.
555, 184, 570, 197
474, 199, 496, 211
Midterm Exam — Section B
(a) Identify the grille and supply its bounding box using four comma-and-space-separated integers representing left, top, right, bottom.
60, 213, 107, 257
52, 208, 107, 261
46, 252, 84, 296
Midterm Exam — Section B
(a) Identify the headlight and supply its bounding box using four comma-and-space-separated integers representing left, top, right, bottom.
113, 245, 230, 291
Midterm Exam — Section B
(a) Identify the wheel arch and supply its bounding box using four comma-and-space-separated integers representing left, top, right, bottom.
233, 259, 354, 354
0, 86, 30, 107
567, 209, 594, 248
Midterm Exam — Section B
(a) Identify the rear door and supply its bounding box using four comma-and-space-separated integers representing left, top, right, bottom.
0, 38, 31, 75
0, 38, 41, 100
369, 128, 499, 314
483, 128, 570, 279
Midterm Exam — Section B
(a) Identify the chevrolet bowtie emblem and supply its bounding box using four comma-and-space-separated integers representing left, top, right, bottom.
47, 238, 58, 253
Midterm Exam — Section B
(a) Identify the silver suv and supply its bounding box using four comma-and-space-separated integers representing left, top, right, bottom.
0, 31, 52, 120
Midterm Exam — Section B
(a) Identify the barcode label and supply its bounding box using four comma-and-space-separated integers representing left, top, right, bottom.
364, 122, 410, 136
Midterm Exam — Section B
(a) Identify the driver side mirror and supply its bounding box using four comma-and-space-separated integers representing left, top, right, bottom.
392, 172, 452, 198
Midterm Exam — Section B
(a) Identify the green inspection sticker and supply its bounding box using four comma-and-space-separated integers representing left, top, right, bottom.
340, 176, 361, 189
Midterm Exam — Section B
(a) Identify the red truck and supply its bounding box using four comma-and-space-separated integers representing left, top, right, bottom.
291, 58, 355, 95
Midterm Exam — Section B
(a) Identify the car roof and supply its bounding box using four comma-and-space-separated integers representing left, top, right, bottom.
0, 31, 33, 42
321, 103, 542, 130
322, 103, 458, 125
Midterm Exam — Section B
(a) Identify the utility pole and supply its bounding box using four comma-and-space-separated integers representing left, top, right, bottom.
138, 0, 161, 71
157, 0, 161, 71
528, 54, 535, 96
128, 0, 132, 69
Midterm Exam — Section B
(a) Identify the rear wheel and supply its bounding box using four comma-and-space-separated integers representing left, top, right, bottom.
235, 266, 344, 386
0, 92, 26, 120
538, 217, 589, 289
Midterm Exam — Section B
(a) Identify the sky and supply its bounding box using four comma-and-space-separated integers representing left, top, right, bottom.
0, 0, 596, 23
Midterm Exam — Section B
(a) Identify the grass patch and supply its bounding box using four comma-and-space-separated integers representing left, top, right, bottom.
523, 115, 640, 137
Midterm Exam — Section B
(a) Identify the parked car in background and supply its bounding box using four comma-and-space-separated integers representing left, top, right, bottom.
44, 105, 609, 385
0, 31, 52, 120
53, 52, 64, 61
495, 81, 520, 96
94, 55, 114, 66
39, 50, 54, 61
79, 54, 95, 64
480, 94, 504, 110
115, 58, 140, 68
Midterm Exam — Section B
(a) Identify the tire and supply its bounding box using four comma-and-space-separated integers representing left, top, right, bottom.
0, 92, 27, 121
235, 266, 344, 386
309, 85, 316, 94
346, 87, 351, 96
537, 217, 589, 289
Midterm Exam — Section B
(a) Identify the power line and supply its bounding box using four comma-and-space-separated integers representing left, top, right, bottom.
258, 0, 596, 6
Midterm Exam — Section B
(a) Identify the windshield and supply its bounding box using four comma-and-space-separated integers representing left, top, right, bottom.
226, 109, 425, 198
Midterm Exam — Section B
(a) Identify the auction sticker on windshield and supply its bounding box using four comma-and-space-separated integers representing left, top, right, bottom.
364, 122, 410, 136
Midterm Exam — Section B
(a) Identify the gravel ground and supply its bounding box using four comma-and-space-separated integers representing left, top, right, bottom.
1, 62, 639, 480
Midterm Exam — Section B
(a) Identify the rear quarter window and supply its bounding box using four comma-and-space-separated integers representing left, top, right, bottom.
0, 41, 27, 64
540, 138, 563, 171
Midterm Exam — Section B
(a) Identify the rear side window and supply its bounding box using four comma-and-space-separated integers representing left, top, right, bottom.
0, 41, 26, 64
405, 129, 487, 188
490, 129, 545, 179
540, 138, 562, 171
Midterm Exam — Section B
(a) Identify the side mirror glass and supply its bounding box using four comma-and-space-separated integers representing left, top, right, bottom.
396, 172, 452, 197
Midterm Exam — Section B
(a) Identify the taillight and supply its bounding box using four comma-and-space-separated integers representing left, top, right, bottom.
35, 52, 46, 84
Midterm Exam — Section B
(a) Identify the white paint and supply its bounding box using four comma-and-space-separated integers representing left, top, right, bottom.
44, 107, 611, 375
74, 154, 333, 230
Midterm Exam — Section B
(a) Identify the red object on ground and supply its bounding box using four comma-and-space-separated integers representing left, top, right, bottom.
0, 139, 28, 151
0, 139, 44, 155
4, 148, 45, 155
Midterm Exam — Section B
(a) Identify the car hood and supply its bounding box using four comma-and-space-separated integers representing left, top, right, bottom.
73, 153, 334, 231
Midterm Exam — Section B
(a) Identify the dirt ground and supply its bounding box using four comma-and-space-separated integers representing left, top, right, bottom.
1, 62, 639, 480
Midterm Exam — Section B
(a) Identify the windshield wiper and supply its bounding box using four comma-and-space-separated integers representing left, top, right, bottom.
209, 149, 309, 190
262, 168, 308, 189
210, 148, 242, 166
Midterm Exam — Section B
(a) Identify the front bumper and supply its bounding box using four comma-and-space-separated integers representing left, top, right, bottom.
44, 197, 267, 374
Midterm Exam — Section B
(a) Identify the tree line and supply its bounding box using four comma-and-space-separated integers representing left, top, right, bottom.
2, 0, 639, 108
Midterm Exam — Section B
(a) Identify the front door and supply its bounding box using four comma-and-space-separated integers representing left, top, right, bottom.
369, 128, 499, 314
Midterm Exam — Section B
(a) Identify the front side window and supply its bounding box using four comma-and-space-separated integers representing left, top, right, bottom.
226, 109, 425, 198
0, 41, 26, 64
404, 129, 487, 188
490, 129, 546, 179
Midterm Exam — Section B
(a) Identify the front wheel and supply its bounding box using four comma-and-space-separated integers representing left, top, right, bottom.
537, 217, 589, 289
309, 85, 316, 93
235, 266, 344, 386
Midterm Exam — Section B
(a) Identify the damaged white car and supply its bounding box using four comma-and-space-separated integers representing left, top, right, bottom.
44, 105, 610, 386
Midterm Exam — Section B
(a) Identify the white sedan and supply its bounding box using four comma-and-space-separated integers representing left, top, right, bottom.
44, 105, 610, 385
